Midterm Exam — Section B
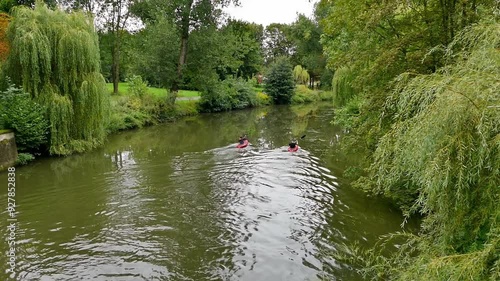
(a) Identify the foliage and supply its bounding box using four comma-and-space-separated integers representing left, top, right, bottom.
264, 57, 295, 104
126, 75, 149, 98
15, 152, 34, 165
108, 92, 169, 132
1, 0, 57, 13
291, 85, 319, 104
98, 30, 135, 83
332, 66, 355, 107
0, 12, 10, 61
263, 23, 294, 65
131, 0, 240, 104
0, 83, 49, 152
319, 68, 334, 90
173, 100, 198, 117
289, 14, 326, 83
255, 91, 271, 106
198, 78, 257, 112
293, 65, 310, 85
318, 0, 499, 277
64, 0, 139, 94
0, 0, 16, 13
180, 27, 241, 91
346, 21, 500, 281
332, 95, 362, 130
318, 90, 333, 101
220, 19, 264, 80
5, 2, 110, 155
128, 17, 179, 88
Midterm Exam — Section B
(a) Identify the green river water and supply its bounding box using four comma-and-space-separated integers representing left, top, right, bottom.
0, 103, 416, 280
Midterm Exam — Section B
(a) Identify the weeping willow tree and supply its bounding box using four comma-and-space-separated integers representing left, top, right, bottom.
5, 2, 109, 155
293, 65, 310, 85
331, 65, 356, 107
353, 20, 500, 280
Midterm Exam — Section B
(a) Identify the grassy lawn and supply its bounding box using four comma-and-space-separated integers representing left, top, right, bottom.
106, 83, 200, 98
252, 86, 265, 93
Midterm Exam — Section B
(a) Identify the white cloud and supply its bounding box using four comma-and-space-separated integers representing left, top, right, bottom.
223, 0, 317, 27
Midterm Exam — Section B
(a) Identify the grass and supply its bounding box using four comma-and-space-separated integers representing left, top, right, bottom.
0, 129, 12, 134
252, 86, 265, 93
106, 83, 200, 98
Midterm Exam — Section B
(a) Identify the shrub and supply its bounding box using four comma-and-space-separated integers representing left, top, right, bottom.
230, 78, 258, 109
198, 78, 257, 112
292, 85, 320, 104
0, 84, 49, 152
127, 75, 150, 98
198, 83, 232, 113
265, 58, 295, 104
107, 92, 169, 133
256, 92, 271, 106
318, 91, 334, 101
174, 100, 199, 117
332, 95, 362, 130
16, 152, 35, 165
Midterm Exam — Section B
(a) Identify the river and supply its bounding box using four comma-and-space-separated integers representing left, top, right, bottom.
0, 103, 416, 280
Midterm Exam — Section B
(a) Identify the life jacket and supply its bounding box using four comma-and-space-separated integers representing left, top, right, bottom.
236, 139, 249, 148
288, 145, 299, 152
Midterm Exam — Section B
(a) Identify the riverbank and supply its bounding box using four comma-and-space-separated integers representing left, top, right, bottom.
1, 81, 332, 169
105, 81, 332, 133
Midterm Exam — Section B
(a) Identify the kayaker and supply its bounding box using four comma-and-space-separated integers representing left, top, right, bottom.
237, 134, 249, 148
288, 139, 299, 152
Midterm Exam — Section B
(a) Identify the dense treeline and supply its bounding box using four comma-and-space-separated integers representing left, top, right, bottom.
0, 1, 331, 158
317, 0, 499, 279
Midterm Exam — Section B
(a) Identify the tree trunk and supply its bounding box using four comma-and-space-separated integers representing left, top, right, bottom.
439, 0, 450, 45
169, 36, 188, 104
169, 0, 193, 105
112, 42, 120, 94
112, 11, 122, 95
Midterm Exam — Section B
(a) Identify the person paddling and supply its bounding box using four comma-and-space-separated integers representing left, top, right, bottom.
288, 135, 305, 152
237, 134, 249, 148
288, 139, 299, 152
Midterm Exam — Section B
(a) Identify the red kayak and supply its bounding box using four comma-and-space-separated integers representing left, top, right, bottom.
237, 139, 249, 148
288, 145, 299, 152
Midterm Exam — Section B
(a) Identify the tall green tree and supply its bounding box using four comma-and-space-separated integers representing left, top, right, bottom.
4, 2, 109, 155
129, 10, 241, 92
264, 57, 295, 104
289, 14, 325, 88
220, 19, 264, 80
60, 0, 138, 94
98, 30, 134, 84
263, 23, 294, 65
130, 17, 179, 87
132, 0, 240, 105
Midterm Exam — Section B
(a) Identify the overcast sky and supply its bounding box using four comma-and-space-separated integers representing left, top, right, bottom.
223, 0, 317, 27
